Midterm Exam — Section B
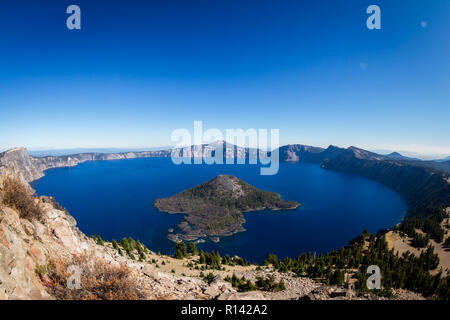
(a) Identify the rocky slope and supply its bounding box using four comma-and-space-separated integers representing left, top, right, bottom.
0, 148, 46, 183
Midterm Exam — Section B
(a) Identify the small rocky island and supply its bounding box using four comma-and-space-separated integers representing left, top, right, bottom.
154, 175, 300, 242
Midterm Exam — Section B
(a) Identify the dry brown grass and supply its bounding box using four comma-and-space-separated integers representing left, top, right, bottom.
1, 176, 44, 221
44, 254, 144, 300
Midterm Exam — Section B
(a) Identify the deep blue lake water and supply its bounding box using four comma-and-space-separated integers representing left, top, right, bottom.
31, 158, 406, 263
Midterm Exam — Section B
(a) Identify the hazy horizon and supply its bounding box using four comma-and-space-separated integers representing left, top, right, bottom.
1, 142, 449, 161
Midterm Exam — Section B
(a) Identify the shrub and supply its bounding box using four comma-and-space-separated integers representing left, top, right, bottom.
255, 274, 285, 292
198, 250, 221, 269
45, 254, 143, 300
225, 274, 257, 292
263, 254, 278, 266
1, 177, 44, 221
411, 232, 429, 248
174, 242, 188, 259
330, 270, 345, 286
35, 265, 45, 280
136, 240, 143, 254
443, 237, 450, 248
188, 242, 198, 255
204, 272, 215, 284
238, 279, 257, 292
275, 279, 286, 291
128, 237, 136, 251
120, 238, 129, 250
94, 235, 104, 246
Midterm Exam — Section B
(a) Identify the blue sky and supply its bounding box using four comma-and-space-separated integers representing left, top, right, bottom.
0, 0, 449, 157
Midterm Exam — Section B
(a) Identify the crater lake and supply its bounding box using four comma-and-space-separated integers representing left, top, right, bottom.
31, 157, 406, 263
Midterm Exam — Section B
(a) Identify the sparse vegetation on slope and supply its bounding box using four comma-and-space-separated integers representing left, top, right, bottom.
0, 176, 44, 221
223, 273, 286, 292
44, 254, 144, 300
263, 230, 449, 299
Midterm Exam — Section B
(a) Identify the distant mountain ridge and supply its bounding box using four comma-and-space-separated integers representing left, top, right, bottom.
28, 147, 173, 157
436, 156, 450, 162
385, 152, 420, 161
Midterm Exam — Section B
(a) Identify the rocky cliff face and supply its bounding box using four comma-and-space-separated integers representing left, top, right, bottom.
278, 144, 325, 162
173, 140, 252, 160
0, 148, 46, 182
34, 150, 173, 174
0, 167, 88, 299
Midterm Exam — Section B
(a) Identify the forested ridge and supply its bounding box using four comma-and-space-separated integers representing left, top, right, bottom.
280, 144, 450, 248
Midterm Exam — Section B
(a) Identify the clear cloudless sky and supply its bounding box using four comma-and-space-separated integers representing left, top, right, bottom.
0, 0, 449, 157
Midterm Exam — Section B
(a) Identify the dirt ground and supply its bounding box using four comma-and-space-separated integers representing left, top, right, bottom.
143, 250, 260, 278
385, 215, 450, 275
